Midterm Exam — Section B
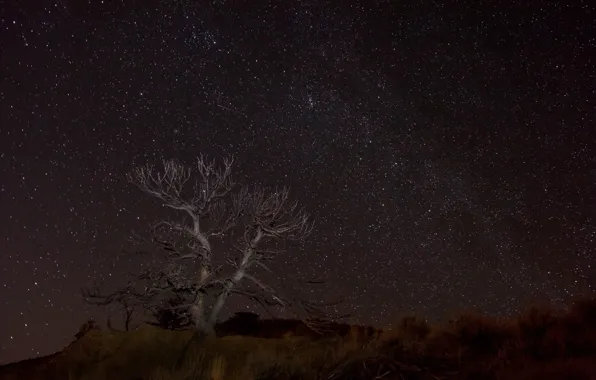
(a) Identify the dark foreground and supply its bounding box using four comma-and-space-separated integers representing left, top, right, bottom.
1, 300, 596, 380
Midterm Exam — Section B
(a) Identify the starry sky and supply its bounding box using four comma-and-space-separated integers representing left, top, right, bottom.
1, 0, 595, 364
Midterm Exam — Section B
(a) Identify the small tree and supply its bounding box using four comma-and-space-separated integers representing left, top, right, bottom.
83, 280, 142, 331
84, 155, 336, 335
150, 295, 192, 330
75, 319, 100, 340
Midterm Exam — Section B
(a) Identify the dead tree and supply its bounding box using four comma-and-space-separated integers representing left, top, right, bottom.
86, 155, 339, 335
126, 156, 246, 332
82, 281, 142, 331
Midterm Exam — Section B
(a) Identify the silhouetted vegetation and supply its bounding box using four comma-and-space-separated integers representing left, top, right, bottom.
149, 296, 193, 331
1, 298, 596, 379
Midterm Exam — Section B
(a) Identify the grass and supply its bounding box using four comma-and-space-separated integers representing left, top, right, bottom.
60, 330, 363, 380
1, 298, 596, 380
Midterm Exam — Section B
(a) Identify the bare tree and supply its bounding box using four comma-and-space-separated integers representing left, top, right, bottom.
82, 280, 142, 331
85, 155, 337, 336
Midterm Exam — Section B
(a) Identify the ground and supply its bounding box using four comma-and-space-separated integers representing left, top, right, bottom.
1, 299, 596, 380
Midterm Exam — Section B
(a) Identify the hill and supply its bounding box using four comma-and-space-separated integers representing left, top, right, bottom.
1, 299, 596, 380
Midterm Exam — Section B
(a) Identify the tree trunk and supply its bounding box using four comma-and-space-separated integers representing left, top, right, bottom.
124, 308, 133, 331
208, 270, 245, 326
208, 231, 261, 326
190, 264, 216, 334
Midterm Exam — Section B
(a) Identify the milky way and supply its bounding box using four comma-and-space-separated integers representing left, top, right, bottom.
1, 1, 594, 363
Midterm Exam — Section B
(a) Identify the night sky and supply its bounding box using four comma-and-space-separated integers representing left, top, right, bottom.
1, 0, 595, 364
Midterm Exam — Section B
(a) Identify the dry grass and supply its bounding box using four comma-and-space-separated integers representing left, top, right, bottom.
1, 298, 596, 380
